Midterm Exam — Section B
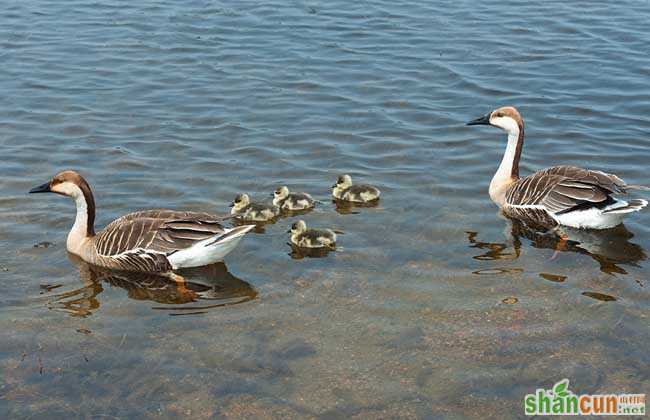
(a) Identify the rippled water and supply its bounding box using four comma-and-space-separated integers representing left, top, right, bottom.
2, 1, 649, 418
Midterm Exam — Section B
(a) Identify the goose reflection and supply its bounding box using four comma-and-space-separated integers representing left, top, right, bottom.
467, 219, 646, 275
48, 254, 257, 317
333, 200, 381, 215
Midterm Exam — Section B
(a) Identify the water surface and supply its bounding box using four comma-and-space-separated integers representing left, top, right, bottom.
1, 1, 649, 418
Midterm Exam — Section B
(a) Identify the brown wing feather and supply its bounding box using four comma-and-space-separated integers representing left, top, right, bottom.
543, 166, 626, 193
95, 210, 227, 257
506, 166, 628, 214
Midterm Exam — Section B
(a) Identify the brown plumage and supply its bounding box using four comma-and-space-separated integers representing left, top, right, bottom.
467, 106, 648, 229
29, 171, 254, 274
92, 210, 235, 272
95, 210, 227, 256
504, 166, 626, 214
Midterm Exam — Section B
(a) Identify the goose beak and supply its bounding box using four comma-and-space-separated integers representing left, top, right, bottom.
228, 203, 234, 207
29, 182, 51, 194
331, 184, 337, 188
466, 113, 491, 126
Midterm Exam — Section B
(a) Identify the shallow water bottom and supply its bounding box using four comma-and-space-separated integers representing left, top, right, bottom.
1, 241, 647, 418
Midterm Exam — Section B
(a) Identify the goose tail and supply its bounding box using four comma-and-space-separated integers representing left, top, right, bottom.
603, 199, 648, 214
205, 225, 255, 247
168, 225, 255, 269
626, 184, 650, 191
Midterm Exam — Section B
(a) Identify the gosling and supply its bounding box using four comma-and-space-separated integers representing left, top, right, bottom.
332, 174, 380, 203
272, 186, 315, 211
289, 220, 336, 249
230, 193, 280, 222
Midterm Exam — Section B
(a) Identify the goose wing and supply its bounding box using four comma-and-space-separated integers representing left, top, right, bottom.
505, 166, 627, 214
95, 210, 228, 257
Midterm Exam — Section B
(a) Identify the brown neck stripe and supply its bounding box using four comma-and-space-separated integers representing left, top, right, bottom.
511, 124, 524, 179
78, 180, 96, 237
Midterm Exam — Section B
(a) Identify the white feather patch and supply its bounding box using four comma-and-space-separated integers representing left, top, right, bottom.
168, 225, 253, 268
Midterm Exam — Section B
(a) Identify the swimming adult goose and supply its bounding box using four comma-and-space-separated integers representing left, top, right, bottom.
467, 106, 648, 229
29, 171, 254, 274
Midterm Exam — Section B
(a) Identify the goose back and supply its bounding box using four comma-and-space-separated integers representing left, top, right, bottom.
503, 166, 630, 227
95, 210, 228, 256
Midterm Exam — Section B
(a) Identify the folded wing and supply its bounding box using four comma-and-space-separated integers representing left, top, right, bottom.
95, 210, 228, 257
505, 166, 628, 214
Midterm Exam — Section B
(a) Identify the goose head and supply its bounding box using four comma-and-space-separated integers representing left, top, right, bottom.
230, 193, 250, 212
289, 219, 307, 234
333, 174, 352, 189
29, 170, 96, 236
273, 186, 290, 200
467, 106, 524, 137
29, 170, 93, 199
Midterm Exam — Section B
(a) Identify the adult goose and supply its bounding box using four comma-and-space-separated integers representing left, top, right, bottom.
29, 170, 254, 276
467, 106, 648, 229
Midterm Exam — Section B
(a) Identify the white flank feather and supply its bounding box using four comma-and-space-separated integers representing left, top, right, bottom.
552, 199, 647, 229
168, 225, 254, 269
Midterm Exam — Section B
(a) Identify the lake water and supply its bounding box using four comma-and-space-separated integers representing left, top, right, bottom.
1, 1, 649, 418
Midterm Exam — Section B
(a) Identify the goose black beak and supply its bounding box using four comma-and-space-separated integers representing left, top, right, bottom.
228, 203, 234, 207
331, 184, 337, 188
29, 182, 51, 194
466, 113, 491, 126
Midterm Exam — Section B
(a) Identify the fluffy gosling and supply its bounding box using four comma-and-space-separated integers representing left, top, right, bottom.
230, 193, 280, 222
289, 220, 336, 249
332, 174, 380, 203
272, 186, 315, 211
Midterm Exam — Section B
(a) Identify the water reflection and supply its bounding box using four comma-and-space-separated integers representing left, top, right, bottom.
46, 254, 257, 317
333, 199, 380, 215
232, 217, 277, 234
467, 219, 646, 276
288, 244, 334, 259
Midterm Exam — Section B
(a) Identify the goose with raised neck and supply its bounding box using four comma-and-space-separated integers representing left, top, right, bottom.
467, 106, 648, 229
29, 170, 254, 274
